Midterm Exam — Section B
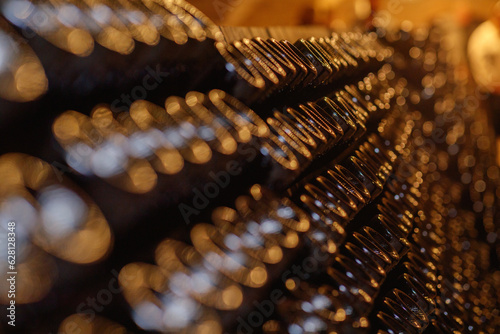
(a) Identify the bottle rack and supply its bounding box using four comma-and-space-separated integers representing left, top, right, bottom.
0, 1, 498, 333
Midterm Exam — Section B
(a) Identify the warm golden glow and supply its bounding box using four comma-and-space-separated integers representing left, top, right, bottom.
0, 153, 113, 265
59, 314, 128, 334
0, 23, 47, 102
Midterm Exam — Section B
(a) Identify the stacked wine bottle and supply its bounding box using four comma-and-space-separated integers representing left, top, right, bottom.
0, 1, 497, 333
